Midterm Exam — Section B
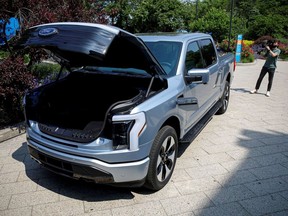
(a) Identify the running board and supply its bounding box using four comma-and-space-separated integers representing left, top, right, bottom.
180, 100, 222, 144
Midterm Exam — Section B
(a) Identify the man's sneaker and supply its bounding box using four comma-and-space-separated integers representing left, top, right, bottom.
250, 89, 258, 94
265, 91, 270, 97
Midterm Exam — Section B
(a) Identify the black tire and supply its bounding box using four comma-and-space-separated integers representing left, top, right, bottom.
216, 80, 230, 115
144, 125, 178, 191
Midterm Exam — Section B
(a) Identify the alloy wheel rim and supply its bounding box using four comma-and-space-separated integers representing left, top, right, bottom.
223, 85, 230, 110
156, 136, 176, 182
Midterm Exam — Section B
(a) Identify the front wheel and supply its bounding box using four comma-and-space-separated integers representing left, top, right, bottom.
216, 80, 230, 115
144, 126, 178, 191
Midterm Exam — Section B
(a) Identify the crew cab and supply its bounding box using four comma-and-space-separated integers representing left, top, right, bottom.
19, 22, 235, 191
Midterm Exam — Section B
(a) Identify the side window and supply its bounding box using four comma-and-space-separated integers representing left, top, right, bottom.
199, 39, 217, 67
185, 42, 204, 71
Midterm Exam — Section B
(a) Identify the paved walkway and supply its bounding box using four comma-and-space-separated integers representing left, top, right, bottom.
1, 59, 288, 216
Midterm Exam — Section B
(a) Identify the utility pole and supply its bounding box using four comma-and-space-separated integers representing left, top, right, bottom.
228, 0, 234, 51
195, 0, 199, 20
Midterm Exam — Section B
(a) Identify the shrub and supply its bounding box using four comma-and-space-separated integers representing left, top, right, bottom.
241, 42, 255, 63
251, 35, 274, 57
243, 40, 254, 47
220, 39, 255, 63
219, 39, 236, 53
0, 53, 65, 127
278, 41, 288, 60
0, 51, 9, 60
253, 36, 274, 45
251, 36, 288, 60
31, 62, 61, 85
0, 56, 36, 127
241, 55, 254, 63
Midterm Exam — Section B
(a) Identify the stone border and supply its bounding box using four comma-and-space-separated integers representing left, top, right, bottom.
0, 122, 26, 143
236, 59, 257, 66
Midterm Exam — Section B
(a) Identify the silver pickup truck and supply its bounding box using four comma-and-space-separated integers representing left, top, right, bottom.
19, 22, 235, 191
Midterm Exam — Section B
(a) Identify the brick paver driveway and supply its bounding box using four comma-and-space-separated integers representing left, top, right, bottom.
1, 59, 288, 216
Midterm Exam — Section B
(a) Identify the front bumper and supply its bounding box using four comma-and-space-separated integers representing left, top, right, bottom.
27, 136, 150, 183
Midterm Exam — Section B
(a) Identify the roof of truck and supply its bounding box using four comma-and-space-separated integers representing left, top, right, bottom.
136, 32, 212, 42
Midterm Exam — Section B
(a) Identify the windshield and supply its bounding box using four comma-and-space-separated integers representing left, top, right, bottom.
144, 41, 182, 76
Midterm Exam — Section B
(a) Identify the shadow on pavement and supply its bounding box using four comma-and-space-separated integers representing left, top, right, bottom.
230, 87, 251, 93
194, 128, 288, 215
231, 88, 268, 96
11, 142, 154, 202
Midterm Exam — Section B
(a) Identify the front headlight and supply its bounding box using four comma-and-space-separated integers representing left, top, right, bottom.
112, 120, 134, 150
112, 112, 146, 151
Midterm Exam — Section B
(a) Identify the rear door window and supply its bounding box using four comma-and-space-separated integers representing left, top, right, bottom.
199, 39, 217, 67
185, 41, 204, 71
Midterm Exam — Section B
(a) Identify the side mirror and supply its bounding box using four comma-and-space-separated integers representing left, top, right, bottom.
185, 68, 209, 84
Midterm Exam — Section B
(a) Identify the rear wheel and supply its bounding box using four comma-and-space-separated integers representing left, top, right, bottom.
144, 126, 178, 191
216, 80, 230, 115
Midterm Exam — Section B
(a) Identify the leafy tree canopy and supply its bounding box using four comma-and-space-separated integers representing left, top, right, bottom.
246, 14, 288, 39
189, 8, 230, 41
1, 0, 288, 41
105, 0, 189, 33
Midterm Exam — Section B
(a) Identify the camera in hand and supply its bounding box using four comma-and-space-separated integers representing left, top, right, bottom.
262, 39, 275, 49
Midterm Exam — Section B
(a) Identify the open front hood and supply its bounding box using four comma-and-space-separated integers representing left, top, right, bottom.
17, 22, 165, 76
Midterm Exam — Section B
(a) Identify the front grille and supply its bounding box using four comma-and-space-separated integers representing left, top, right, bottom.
28, 146, 114, 183
29, 145, 73, 176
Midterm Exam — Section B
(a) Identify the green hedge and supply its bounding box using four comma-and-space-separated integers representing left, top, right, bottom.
0, 59, 62, 128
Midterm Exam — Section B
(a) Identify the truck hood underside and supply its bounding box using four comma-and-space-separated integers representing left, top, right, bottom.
16, 22, 166, 76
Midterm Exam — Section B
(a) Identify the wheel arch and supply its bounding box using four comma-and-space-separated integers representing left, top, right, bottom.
161, 116, 181, 140
226, 72, 231, 84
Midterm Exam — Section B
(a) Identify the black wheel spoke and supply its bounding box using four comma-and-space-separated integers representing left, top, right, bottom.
156, 136, 176, 182
162, 164, 167, 181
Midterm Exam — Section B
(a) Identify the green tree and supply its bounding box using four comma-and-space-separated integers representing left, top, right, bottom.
246, 14, 288, 39
234, 0, 260, 29
104, 0, 135, 30
197, 0, 230, 15
189, 7, 242, 42
106, 0, 189, 33
234, 0, 288, 40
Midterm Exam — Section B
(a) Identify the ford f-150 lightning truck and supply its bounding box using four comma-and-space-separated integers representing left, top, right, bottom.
18, 22, 235, 191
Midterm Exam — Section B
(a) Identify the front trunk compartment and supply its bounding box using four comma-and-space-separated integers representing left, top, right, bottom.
25, 70, 165, 142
